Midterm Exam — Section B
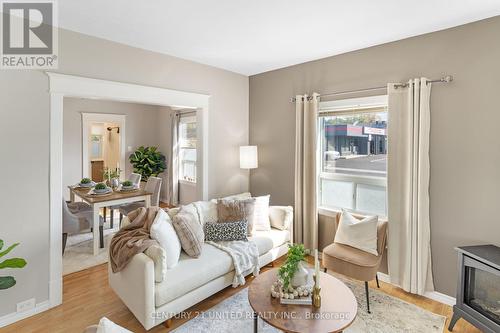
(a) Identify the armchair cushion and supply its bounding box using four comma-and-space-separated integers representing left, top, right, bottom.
334, 209, 379, 255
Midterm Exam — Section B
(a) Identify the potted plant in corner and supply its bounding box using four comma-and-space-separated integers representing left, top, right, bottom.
129, 146, 166, 181
0, 239, 27, 290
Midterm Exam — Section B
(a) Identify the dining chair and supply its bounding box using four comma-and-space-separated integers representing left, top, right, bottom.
105, 173, 142, 228
62, 200, 104, 255
322, 212, 388, 314
118, 176, 162, 223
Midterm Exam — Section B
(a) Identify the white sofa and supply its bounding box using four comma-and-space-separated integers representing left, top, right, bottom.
108, 194, 293, 330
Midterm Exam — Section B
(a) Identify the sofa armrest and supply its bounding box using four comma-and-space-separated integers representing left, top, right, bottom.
269, 206, 293, 231
144, 244, 166, 283
108, 253, 156, 330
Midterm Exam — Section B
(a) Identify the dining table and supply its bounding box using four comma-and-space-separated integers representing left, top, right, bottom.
68, 185, 152, 255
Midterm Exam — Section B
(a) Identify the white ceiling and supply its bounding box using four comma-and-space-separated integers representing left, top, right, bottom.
58, 0, 500, 75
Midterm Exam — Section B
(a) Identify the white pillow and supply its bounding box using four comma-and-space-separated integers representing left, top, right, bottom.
193, 201, 218, 224
334, 210, 379, 255
150, 209, 182, 268
96, 317, 132, 333
252, 195, 271, 231
269, 206, 293, 230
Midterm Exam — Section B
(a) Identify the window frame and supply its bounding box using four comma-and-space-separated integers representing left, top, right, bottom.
178, 112, 197, 184
318, 95, 388, 217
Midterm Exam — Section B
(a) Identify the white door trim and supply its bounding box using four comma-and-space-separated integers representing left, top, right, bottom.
46, 72, 210, 312
81, 113, 126, 180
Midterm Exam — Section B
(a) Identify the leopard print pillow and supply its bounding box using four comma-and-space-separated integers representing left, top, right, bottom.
204, 220, 248, 242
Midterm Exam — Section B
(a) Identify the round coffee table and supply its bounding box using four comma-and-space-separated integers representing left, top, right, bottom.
248, 268, 357, 333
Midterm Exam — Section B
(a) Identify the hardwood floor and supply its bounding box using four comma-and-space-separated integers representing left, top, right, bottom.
1, 256, 480, 333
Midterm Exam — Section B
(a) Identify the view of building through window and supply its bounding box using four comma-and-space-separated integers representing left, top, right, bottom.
179, 114, 197, 183
319, 103, 388, 216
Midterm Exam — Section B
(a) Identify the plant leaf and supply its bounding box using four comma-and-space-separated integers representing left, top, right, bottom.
0, 240, 3, 251
0, 276, 16, 290
0, 243, 18, 259
0, 258, 27, 269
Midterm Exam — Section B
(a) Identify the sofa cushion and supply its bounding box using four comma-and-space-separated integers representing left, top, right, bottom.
252, 228, 290, 249
269, 206, 293, 230
248, 236, 273, 255
172, 210, 204, 258
150, 209, 181, 269
193, 201, 218, 224
252, 195, 271, 231
217, 198, 256, 235
204, 221, 248, 242
154, 243, 233, 307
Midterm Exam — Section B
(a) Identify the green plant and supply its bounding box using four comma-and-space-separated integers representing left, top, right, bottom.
278, 244, 309, 289
129, 146, 166, 181
0, 240, 27, 290
80, 178, 91, 184
103, 168, 121, 180
122, 180, 133, 187
94, 182, 107, 190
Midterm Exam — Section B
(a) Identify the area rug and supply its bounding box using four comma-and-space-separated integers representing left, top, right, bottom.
63, 220, 119, 275
172, 276, 446, 333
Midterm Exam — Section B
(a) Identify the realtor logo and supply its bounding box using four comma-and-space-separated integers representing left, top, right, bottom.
1, 0, 58, 69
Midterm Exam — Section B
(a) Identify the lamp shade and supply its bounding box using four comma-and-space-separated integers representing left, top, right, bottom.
240, 146, 258, 169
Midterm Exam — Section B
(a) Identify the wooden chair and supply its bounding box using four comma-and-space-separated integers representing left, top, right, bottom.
322, 213, 388, 313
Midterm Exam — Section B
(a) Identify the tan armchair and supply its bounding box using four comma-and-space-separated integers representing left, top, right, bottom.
322, 212, 388, 313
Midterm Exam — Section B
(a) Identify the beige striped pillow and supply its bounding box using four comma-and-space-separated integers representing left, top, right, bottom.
172, 210, 204, 258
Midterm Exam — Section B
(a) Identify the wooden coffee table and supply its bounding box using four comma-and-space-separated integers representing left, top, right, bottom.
248, 268, 357, 333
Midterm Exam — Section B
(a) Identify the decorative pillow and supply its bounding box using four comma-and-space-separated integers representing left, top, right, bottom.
210, 192, 252, 203
251, 195, 271, 231
204, 221, 248, 242
193, 201, 218, 224
144, 245, 166, 283
96, 317, 133, 333
334, 209, 379, 255
217, 198, 256, 236
150, 209, 182, 269
166, 207, 181, 220
269, 206, 293, 230
172, 209, 204, 258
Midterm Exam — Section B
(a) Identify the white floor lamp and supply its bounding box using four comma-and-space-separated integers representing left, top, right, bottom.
240, 145, 258, 192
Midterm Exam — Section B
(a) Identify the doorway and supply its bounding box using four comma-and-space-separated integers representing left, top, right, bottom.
82, 113, 126, 183
48, 72, 209, 310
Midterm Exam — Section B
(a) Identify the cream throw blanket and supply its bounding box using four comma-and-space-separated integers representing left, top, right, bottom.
206, 240, 259, 287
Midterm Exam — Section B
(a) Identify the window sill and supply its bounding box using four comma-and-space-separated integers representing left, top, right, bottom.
318, 206, 388, 221
179, 179, 196, 186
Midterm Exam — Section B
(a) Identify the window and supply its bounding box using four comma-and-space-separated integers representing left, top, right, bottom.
318, 95, 388, 216
90, 134, 103, 159
179, 114, 197, 183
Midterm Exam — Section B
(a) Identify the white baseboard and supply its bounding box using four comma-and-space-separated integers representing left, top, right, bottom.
0, 301, 50, 328
376, 272, 456, 306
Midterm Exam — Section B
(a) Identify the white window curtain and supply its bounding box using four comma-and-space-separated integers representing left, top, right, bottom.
387, 78, 435, 295
168, 112, 180, 206
294, 93, 319, 250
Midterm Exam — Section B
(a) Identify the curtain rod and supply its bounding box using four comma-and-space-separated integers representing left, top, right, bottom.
290, 75, 453, 102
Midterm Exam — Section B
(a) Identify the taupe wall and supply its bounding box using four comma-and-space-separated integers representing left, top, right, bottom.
249, 16, 500, 297
0, 27, 248, 316
63, 98, 164, 200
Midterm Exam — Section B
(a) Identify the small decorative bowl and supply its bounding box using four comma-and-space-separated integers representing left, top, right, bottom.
121, 185, 136, 191
79, 181, 95, 188
94, 187, 110, 194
